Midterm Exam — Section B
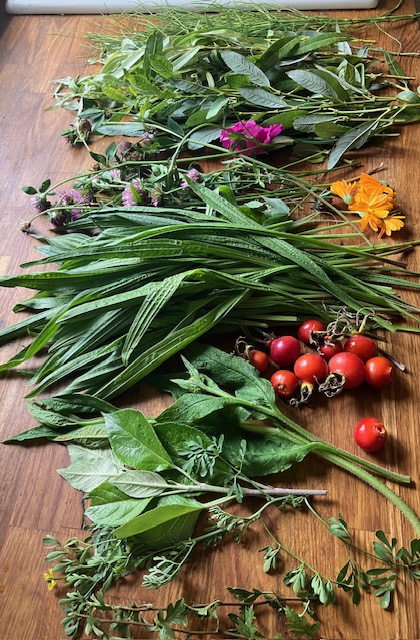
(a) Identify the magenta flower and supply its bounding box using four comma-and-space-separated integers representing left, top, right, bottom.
220, 120, 284, 156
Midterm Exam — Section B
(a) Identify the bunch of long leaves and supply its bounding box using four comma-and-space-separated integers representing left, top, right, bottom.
1, 177, 420, 403
54, 7, 420, 167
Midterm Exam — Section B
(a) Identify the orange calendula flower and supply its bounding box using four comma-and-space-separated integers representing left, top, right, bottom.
349, 185, 394, 217
43, 568, 56, 591
378, 214, 405, 238
330, 179, 358, 205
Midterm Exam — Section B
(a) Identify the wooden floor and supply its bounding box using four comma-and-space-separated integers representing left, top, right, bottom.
1, 2, 420, 639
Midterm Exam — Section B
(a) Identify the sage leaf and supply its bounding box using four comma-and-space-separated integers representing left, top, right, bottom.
187, 125, 223, 150
286, 69, 339, 99
104, 409, 173, 472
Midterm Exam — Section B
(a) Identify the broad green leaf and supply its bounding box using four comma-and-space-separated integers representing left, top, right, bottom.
104, 409, 173, 471
221, 50, 270, 87
95, 122, 147, 136
258, 36, 301, 70
112, 470, 171, 498
223, 433, 322, 477
296, 32, 350, 54
3, 425, 60, 442
113, 496, 203, 541
185, 344, 276, 416
238, 87, 287, 109
54, 425, 108, 445
86, 482, 152, 526
293, 114, 338, 132
57, 444, 123, 492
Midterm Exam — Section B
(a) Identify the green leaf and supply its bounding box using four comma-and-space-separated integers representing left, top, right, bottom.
206, 97, 228, 120
57, 444, 122, 492
112, 470, 171, 498
286, 69, 340, 99
221, 50, 270, 87
327, 119, 379, 169
104, 409, 173, 471
86, 482, 152, 526
187, 125, 223, 150
113, 496, 204, 541
238, 87, 287, 108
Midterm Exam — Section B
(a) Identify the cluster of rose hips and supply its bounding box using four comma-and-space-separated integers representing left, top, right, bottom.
238, 318, 397, 452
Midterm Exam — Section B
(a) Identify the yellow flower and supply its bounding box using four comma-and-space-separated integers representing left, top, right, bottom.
377, 214, 405, 238
43, 568, 56, 591
330, 179, 358, 205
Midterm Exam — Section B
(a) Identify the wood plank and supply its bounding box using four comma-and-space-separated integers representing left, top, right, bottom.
1, 3, 419, 639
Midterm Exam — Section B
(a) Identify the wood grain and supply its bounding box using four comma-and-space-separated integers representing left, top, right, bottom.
1, 3, 420, 639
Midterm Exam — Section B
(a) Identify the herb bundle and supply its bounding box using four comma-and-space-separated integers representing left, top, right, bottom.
54, 6, 420, 168
2, 6, 420, 639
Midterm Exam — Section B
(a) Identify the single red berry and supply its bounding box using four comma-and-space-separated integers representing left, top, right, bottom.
248, 349, 270, 373
319, 340, 343, 361
344, 334, 376, 363
269, 335, 301, 368
364, 356, 394, 388
270, 369, 300, 398
294, 353, 327, 384
354, 417, 387, 452
328, 352, 365, 389
297, 319, 326, 345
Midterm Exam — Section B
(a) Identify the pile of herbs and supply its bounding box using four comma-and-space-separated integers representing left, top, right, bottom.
54, 4, 420, 167
2, 5, 420, 639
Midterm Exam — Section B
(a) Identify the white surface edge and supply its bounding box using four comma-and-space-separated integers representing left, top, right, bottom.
6, 0, 380, 15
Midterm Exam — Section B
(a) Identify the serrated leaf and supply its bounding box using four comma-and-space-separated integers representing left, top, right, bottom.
221, 50, 270, 87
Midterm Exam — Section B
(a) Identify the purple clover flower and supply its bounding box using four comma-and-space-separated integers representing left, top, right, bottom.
180, 168, 202, 189
122, 179, 143, 206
